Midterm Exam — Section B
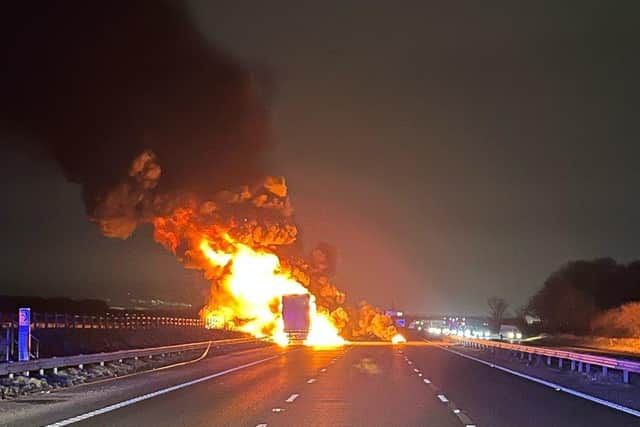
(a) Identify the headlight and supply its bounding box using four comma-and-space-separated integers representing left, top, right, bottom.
464, 329, 472, 337
516, 332, 523, 339
506, 331, 515, 339
484, 331, 491, 337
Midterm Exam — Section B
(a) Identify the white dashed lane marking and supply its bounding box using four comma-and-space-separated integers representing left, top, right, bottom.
307, 378, 317, 384
405, 350, 477, 427
45, 355, 279, 427
256, 424, 268, 427
285, 393, 299, 403
271, 408, 285, 413
320, 368, 327, 372
434, 342, 640, 419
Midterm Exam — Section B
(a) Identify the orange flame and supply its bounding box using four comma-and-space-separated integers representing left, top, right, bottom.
391, 333, 407, 344
199, 237, 344, 347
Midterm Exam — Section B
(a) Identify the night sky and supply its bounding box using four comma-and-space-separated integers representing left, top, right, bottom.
2, 1, 640, 315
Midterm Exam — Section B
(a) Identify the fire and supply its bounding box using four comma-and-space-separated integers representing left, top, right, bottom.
199, 237, 344, 347
391, 334, 407, 344
149, 176, 396, 344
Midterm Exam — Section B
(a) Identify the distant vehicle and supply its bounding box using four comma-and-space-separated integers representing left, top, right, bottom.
499, 324, 523, 341
282, 294, 311, 342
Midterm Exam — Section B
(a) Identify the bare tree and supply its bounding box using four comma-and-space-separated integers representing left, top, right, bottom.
488, 297, 509, 332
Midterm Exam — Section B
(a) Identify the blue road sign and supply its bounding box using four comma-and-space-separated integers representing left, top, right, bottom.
18, 307, 31, 361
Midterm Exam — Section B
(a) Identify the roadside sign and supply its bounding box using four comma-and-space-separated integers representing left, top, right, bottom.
18, 307, 31, 361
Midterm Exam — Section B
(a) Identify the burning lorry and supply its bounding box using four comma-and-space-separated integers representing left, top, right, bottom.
282, 294, 311, 342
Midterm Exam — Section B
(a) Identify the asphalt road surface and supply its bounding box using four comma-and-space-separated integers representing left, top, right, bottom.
2, 342, 639, 427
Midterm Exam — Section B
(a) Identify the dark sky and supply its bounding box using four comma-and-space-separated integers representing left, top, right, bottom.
2, 1, 640, 315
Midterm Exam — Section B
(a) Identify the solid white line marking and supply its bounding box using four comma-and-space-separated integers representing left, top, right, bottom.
423, 378, 431, 384
437, 394, 449, 403
45, 355, 280, 426
320, 368, 327, 372
413, 368, 419, 372
437, 344, 640, 418
256, 424, 268, 427
307, 378, 317, 384
285, 393, 299, 403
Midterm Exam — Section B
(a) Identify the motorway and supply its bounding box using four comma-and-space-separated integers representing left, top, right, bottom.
1, 342, 639, 427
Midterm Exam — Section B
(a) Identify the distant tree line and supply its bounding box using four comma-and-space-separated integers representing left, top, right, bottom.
0, 295, 110, 314
526, 258, 640, 336
0, 295, 202, 317
0, 295, 109, 314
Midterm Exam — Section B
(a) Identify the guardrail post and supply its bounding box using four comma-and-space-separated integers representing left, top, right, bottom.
623, 370, 629, 384
528, 353, 532, 362
39, 368, 44, 376
78, 364, 83, 370
520, 351, 524, 359
53, 367, 58, 374
602, 366, 608, 377
571, 360, 576, 371
558, 359, 563, 369
547, 356, 551, 366
577, 362, 583, 373
585, 363, 591, 374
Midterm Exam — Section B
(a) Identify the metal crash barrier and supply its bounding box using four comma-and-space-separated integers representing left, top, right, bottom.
0, 337, 264, 378
457, 337, 640, 384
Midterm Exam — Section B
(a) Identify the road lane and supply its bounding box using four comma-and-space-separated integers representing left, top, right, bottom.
70, 346, 347, 427
1, 346, 287, 427
257, 345, 461, 427
405, 342, 640, 427
5, 341, 639, 426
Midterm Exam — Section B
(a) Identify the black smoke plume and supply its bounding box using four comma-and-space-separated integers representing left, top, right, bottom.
0, 1, 273, 237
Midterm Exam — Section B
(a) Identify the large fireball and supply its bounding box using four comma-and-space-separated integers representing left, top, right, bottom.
199, 237, 344, 346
